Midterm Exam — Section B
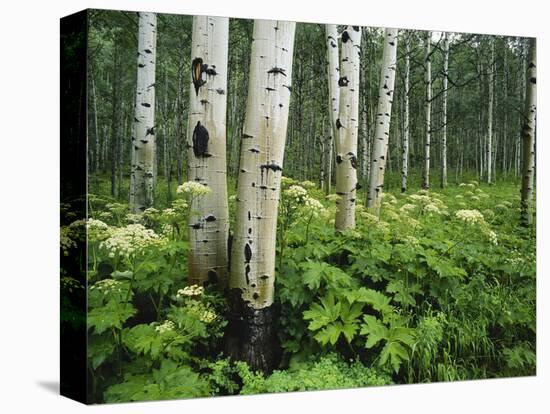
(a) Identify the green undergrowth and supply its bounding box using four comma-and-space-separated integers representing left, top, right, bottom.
61, 174, 535, 403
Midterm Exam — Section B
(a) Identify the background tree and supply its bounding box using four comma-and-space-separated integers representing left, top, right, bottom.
334, 26, 361, 231
129, 12, 157, 213
325, 24, 339, 194
367, 28, 398, 211
520, 38, 536, 226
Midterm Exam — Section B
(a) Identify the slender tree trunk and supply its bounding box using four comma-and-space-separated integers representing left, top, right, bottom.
440, 32, 449, 188
422, 31, 432, 190
110, 41, 121, 199
486, 38, 494, 184
367, 28, 398, 211
401, 33, 410, 193
91, 71, 100, 173
129, 12, 157, 213
186, 16, 230, 287
226, 20, 296, 373
325, 24, 339, 195
520, 39, 536, 226
335, 26, 361, 230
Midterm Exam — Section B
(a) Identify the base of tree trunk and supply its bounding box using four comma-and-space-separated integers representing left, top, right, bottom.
224, 289, 280, 374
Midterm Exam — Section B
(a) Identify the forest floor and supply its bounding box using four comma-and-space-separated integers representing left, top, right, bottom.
63, 173, 535, 402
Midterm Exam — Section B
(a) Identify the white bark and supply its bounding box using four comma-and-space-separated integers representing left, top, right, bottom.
422, 31, 432, 190
401, 33, 410, 193
130, 12, 157, 213
187, 16, 230, 287
335, 26, 361, 231
520, 39, 536, 226
487, 38, 494, 184
229, 20, 296, 309
367, 28, 398, 211
440, 32, 449, 188
325, 24, 339, 195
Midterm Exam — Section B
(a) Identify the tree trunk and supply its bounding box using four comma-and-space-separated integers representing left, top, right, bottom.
129, 12, 157, 213
186, 16, 230, 287
486, 38, 494, 184
401, 33, 410, 193
325, 24, 339, 195
422, 31, 432, 190
110, 40, 121, 199
367, 28, 398, 212
440, 32, 449, 188
520, 39, 536, 227
226, 20, 296, 373
335, 26, 361, 230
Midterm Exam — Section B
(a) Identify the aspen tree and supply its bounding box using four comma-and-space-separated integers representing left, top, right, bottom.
422, 31, 432, 190
401, 32, 410, 193
335, 26, 361, 230
186, 16, 230, 287
520, 38, 536, 226
367, 28, 398, 211
325, 24, 339, 195
130, 12, 157, 212
227, 20, 296, 372
487, 37, 494, 184
441, 32, 449, 188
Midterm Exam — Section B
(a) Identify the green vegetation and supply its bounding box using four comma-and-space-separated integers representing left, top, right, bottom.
61, 175, 535, 402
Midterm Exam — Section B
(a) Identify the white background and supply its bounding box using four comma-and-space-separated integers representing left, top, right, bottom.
0, 0, 547, 412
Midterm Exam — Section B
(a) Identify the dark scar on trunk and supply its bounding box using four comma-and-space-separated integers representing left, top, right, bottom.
192, 121, 209, 157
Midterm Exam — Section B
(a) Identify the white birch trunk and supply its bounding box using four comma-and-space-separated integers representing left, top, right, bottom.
487, 38, 494, 184
367, 28, 398, 211
335, 26, 361, 230
401, 33, 410, 193
130, 12, 157, 213
422, 31, 432, 190
326, 24, 339, 195
520, 39, 536, 226
186, 16, 230, 287
440, 32, 449, 188
229, 20, 296, 309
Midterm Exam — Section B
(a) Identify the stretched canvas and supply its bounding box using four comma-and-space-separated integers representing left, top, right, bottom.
60, 8, 536, 404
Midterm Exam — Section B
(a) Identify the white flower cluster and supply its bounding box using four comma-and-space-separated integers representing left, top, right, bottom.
284, 185, 308, 199
101, 224, 162, 258
455, 209, 484, 225
185, 302, 217, 324
423, 203, 441, 215
485, 229, 498, 245
381, 193, 398, 204
470, 195, 480, 202
177, 284, 204, 298
60, 227, 76, 256
155, 320, 176, 334
300, 180, 316, 189
304, 196, 326, 217
90, 278, 124, 294
177, 181, 211, 196
403, 235, 420, 247
87, 218, 112, 242
408, 194, 432, 204
125, 213, 143, 224
162, 208, 178, 220
400, 203, 417, 213
281, 176, 297, 186
459, 182, 476, 189
171, 199, 188, 213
